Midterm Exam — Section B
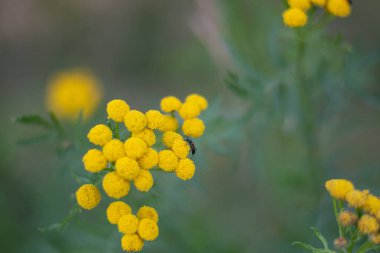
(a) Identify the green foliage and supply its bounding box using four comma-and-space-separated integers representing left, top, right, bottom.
293, 227, 336, 253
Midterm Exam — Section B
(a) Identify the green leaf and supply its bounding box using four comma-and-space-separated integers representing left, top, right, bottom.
293, 241, 319, 251
311, 227, 329, 249
13, 114, 51, 129
225, 72, 250, 98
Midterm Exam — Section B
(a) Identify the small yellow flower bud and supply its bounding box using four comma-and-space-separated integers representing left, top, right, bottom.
87, 124, 112, 146
133, 169, 154, 192
159, 115, 179, 132
124, 137, 148, 159
182, 118, 205, 138
124, 110, 147, 134
138, 148, 158, 170
121, 234, 144, 252
327, 0, 351, 17
145, 110, 164, 129
338, 211, 358, 227
102, 172, 130, 199
158, 150, 179, 172
282, 8, 308, 28
358, 215, 379, 234
107, 99, 130, 122
118, 214, 139, 234
138, 218, 159, 241
334, 237, 347, 250
288, 0, 312, 10
132, 128, 156, 147
185, 94, 208, 111
162, 131, 183, 149
178, 102, 201, 120
325, 179, 354, 200
106, 201, 132, 225
116, 157, 140, 180
172, 139, 190, 159
76, 184, 101, 210
175, 158, 196, 181
160, 96, 181, 113
82, 149, 107, 173
137, 206, 159, 223
103, 139, 125, 162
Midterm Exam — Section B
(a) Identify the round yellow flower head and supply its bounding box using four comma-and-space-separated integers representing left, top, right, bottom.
346, 189, 369, 209
162, 131, 183, 149
363, 195, 380, 215
370, 234, 380, 245
311, 0, 326, 7
178, 102, 201, 120
132, 128, 156, 147
124, 110, 147, 134
145, 110, 164, 129
185, 94, 208, 111
103, 139, 125, 162
138, 218, 159, 241
116, 157, 140, 180
172, 139, 190, 159
107, 99, 130, 122
282, 8, 308, 28
158, 150, 179, 172
288, 0, 312, 10
102, 172, 130, 199
327, 0, 351, 17
175, 158, 196, 181
358, 215, 379, 234
133, 170, 154, 192
76, 184, 101, 210
138, 148, 159, 170
118, 214, 139, 234
106, 201, 132, 224
82, 149, 107, 173
46, 69, 101, 120
121, 234, 144, 252
182, 118, 205, 138
124, 137, 148, 159
87, 124, 113, 146
159, 115, 179, 132
137, 206, 159, 223
338, 211, 358, 227
160, 96, 182, 113
325, 179, 354, 200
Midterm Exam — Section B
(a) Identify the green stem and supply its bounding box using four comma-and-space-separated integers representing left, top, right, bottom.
115, 122, 120, 139
356, 241, 373, 253
333, 199, 343, 238
295, 30, 321, 193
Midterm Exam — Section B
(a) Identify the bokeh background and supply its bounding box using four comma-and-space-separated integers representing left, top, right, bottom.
1, 0, 380, 252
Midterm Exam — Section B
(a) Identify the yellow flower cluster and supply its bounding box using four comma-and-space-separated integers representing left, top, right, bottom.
75, 94, 207, 251
46, 69, 102, 120
107, 202, 159, 252
282, 0, 351, 28
325, 179, 380, 242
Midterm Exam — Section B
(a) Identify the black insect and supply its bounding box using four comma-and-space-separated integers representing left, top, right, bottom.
185, 137, 197, 156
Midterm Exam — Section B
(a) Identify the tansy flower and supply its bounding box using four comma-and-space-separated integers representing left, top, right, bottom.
162, 131, 183, 149
145, 110, 164, 129
175, 158, 196, 181
82, 149, 107, 173
346, 189, 369, 209
182, 118, 205, 138
159, 115, 179, 132
46, 69, 101, 120
172, 139, 190, 159
138, 218, 159, 241
116, 157, 140, 180
333, 237, 348, 250
311, 0, 326, 7
124, 137, 148, 159
124, 110, 147, 134
358, 215, 379, 234
363, 195, 380, 215
87, 124, 113, 146
76, 184, 101, 210
158, 150, 179, 172
107, 99, 130, 122
325, 179, 354, 200
338, 211, 358, 227
178, 102, 201, 120
137, 206, 159, 223
103, 139, 125, 162
118, 214, 139, 234
138, 148, 159, 170
102, 172, 130, 199
282, 8, 308, 28
326, 0, 351, 17
107, 201, 132, 224
160, 96, 182, 112
132, 129, 156, 147
121, 234, 144, 252
288, 0, 312, 11
133, 170, 154, 192
185, 94, 208, 111
370, 234, 380, 245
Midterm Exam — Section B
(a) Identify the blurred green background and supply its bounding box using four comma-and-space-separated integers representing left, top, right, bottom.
1, 0, 380, 252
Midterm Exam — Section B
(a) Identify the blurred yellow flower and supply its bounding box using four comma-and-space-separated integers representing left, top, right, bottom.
178, 102, 201, 120
326, 0, 351, 17
311, 0, 326, 7
182, 118, 205, 138
175, 158, 196, 181
159, 115, 179, 132
288, 0, 312, 11
358, 215, 379, 234
346, 189, 369, 209
46, 69, 102, 120
162, 131, 183, 149
185, 94, 208, 111
338, 211, 358, 227
282, 8, 308, 28
325, 179, 354, 200
160, 96, 182, 113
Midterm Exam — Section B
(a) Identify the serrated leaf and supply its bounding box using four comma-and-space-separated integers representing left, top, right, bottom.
293, 241, 319, 251
14, 115, 51, 129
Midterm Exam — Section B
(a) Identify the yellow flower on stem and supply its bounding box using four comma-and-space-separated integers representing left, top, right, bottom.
160, 96, 181, 113
325, 179, 354, 200
82, 149, 107, 173
138, 148, 158, 170
116, 157, 140, 180
118, 214, 139, 234
326, 0, 351, 17
145, 110, 164, 129
185, 94, 208, 111
137, 206, 159, 223
107, 201, 132, 225
175, 158, 196, 181
76, 184, 101, 210
138, 218, 159, 241
103, 139, 125, 162
282, 8, 308, 28
102, 172, 130, 199
172, 139, 190, 159
159, 115, 179, 132
158, 150, 179, 172
133, 170, 154, 192
107, 99, 130, 122
121, 234, 144, 252
132, 128, 156, 147
87, 124, 113, 146
182, 118, 205, 138
124, 137, 148, 159
124, 110, 147, 134
178, 102, 201, 120
358, 215, 379, 234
